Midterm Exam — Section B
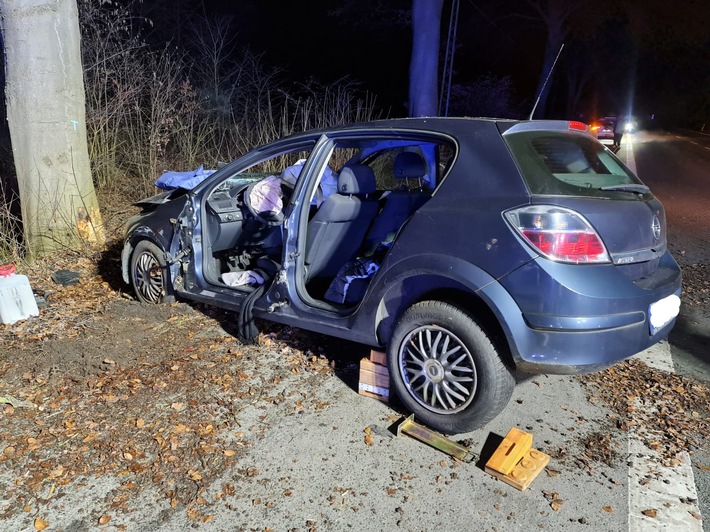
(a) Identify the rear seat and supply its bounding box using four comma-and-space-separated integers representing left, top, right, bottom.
324, 153, 431, 305
361, 152, 430, 256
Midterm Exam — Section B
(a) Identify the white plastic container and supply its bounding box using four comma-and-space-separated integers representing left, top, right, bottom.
0, 263, 40, 325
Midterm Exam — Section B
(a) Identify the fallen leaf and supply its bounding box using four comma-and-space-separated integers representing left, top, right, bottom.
188, 470, 203, 481
98, 514, 111, 525
135, 418, 145, 428
364, 426, 374, 446
171, 402, 185, 411
542, 490, 559, 501
642, 509, 657, 518
550, 500, 564, 511
34, 518, 49, 531
223, 449, 236, 457
602, 505, 613, 512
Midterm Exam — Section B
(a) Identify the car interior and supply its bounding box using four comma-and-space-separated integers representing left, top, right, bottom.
200, 136, 456, 308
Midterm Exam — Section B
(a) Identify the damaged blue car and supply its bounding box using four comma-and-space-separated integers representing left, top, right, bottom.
122, 118, 681, 433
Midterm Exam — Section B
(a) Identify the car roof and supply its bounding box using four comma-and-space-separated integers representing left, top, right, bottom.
272, 117, 593, 142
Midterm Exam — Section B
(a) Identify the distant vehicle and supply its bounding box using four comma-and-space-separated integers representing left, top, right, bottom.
591, 117, 617, 144
122, 118, 681, 434
623, 117, 638, 133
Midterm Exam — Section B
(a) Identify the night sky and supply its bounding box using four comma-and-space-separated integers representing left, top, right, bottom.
177, 0, 708, 126
2, 0, 708, 126
196, 0, 548, 117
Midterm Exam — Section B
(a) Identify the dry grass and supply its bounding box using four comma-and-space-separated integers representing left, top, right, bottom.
1, 2, 381, 263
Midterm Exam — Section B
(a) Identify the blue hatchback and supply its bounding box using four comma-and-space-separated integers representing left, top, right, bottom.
122, 118, 681, 434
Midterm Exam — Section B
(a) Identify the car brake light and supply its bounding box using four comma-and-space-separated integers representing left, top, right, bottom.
568, 121, 588, 132
504, 206, 610, 264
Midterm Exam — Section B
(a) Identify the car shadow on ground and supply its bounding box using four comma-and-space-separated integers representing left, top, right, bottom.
96, 238, 128, 293
669, 308, 710, 383
95, 237, 404, 412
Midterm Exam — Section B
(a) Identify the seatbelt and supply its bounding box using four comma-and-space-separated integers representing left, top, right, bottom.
237, 268, 270, 344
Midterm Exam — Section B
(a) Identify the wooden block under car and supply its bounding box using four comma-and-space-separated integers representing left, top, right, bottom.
485, 427, 533, 475
359, 357, 389, 402
370, 349, 387, 365
485, 448, 550, 491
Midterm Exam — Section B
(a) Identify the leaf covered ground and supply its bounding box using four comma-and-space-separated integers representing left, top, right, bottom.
1, 252, 341, 527
1, 250, 709, 530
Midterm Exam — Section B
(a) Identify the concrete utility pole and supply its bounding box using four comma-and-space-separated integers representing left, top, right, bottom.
1, 0, 103, 256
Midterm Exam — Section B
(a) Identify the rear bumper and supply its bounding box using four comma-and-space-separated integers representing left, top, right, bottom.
487, 254, 682, 375
513, 307, 678, 375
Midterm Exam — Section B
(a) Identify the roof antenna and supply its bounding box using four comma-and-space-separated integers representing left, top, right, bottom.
528, 43, 565, 121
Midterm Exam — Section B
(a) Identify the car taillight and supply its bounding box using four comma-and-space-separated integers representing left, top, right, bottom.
504, 206, 610, 264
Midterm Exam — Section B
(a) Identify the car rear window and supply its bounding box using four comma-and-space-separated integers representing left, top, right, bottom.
503, 131, 647, 198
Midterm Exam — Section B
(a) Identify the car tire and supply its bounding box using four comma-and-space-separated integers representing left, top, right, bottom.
130, 240, 170, 304
387, 300, 514, 434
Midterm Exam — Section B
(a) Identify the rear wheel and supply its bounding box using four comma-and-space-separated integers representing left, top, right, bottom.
130, 240, 169, 304
387, 300, 514, 434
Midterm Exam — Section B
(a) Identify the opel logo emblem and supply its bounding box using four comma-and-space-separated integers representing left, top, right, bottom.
651, 216, 661, 240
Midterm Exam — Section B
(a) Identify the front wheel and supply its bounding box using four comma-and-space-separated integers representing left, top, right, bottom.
387, 301, 515, 434
130, 240, 170, 304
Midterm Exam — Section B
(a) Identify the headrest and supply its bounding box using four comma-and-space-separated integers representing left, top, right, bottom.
393, 152, 426, 179
338, 165, 376, 195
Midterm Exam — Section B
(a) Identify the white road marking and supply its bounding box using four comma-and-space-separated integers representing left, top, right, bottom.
632, 342, 674, 373
625, 137, 637, 174
629, 343, 702, 531
624, 138, 703, 530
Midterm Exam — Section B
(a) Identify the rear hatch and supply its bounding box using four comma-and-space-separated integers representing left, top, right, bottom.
501, 122, 667, 282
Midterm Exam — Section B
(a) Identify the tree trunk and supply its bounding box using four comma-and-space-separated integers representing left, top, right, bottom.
408, 0, 444, 117
1, 0, 104, 257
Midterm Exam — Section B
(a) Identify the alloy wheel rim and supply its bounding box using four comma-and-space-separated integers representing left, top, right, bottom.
135, 251, 163, 303
398, 325, 477, 414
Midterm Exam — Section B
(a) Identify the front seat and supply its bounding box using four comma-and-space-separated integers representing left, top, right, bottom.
305, 164, 379, 280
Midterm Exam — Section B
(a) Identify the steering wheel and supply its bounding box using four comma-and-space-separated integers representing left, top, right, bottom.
243, 181, 285, 226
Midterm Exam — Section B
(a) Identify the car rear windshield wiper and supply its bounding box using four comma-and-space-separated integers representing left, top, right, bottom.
599, 184, 650, 195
